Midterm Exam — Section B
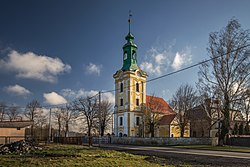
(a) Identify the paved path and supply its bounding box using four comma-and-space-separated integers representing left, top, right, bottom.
102, 144, 250, 166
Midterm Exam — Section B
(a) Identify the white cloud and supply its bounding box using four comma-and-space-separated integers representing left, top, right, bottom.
61, 88, 115, 104
4, 84, 31, 96
140, 44, 193, 76
43, 92, 67, 105
140, 47, 170, 76
0, 50, 71, 83
140, 62, 162, 75
85, 63, 102, 76
171, 47, 192, 71
155, 54, 166, 65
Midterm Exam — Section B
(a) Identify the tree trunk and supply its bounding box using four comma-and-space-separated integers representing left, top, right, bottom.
180, 124, 185, 137
150, 123, 154, 137
31, 125, 34, 138
101, 125, 105, 136
220, 95, 230, 145
58, 123, 61, 137
88, 126, 92, 147
65, 122, 69, 137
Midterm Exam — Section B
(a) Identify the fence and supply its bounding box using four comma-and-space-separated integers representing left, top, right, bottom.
53, 136, 218, 146
228, 136, 250, 147
110, 137, 218, 146
53, 136, 111, 145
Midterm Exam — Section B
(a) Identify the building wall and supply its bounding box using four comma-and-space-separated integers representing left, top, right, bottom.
114, 70, 147, 137
190, 120, 211, 137
170, 120, 190, 138
158, 125, 170, 137
0, 128, 25, 144
0, 128, 25, 136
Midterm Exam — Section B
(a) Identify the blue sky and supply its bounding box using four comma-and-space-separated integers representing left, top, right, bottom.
0, 0, 250, 107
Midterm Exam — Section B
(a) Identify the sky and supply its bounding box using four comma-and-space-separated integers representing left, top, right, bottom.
0, 0, 250, 108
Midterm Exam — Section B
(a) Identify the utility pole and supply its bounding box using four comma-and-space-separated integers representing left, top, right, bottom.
48, 108, 52, 143
99, 91, 101, 147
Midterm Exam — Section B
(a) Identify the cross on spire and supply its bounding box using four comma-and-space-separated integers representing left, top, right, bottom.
128, 10, 132, 33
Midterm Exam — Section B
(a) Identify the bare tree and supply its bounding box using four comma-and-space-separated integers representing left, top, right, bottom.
61, 105, 78, 137
0, 102, 6, 121
25, 100, 41, 137
6, 105, 20, 121
36, 110, 47, 140
53, 108, 63, 137
95, 100, 113, 136
198, 18, 250, 144
171, 84, 197, 137
143, 95, 165, 137
72, 97, 98, 146
242, 89, 250, 122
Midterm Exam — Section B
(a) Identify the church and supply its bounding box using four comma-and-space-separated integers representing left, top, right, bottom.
113, 17, 185, 137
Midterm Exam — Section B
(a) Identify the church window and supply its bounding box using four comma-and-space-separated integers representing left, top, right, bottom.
120, 83, 123, 92
120, 98, 123, 106
132, 51, 136, 59
124, 52, 127, 60
119, 117, 123, 126
136, 98, 139, 106
136, 82, 139, 92
136, 117, 140, 126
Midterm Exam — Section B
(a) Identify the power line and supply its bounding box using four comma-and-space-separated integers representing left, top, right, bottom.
1, 44, 250, 108
102, 43, 250, 94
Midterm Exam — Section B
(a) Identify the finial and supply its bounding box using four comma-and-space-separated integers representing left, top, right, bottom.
128, 10, 132, 33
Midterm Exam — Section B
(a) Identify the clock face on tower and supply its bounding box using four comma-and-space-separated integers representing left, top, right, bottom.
124, 52, 127, 60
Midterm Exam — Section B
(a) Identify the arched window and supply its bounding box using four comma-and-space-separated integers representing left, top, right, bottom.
119, 117, 123, 126
136, 98, 139, 106
120, 83, 123, 92
132, 50, 136, 59
136, 117, 140, 126
120, 98, 123, 106
124, 52, 127, 60
136, 82, 139, 92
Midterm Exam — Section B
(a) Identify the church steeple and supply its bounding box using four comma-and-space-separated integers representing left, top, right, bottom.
122, 11, 139, 71
113, 12, 148, 137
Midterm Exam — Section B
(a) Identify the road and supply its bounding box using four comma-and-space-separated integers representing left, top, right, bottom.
102, 144, 250, 166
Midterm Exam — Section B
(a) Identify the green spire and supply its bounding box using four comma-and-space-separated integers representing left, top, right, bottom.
122, 11, 139, 71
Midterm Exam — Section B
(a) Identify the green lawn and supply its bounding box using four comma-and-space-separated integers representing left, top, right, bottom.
0, 144, 190, 167
172, 145, 250, 153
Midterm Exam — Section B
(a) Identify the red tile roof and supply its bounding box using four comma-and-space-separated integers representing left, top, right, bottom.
158, 114, 176, 125
146, 95, 176, 115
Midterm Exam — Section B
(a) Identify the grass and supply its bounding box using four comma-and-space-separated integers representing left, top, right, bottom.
0, 144, 192, 167
172, 145, 250, 153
